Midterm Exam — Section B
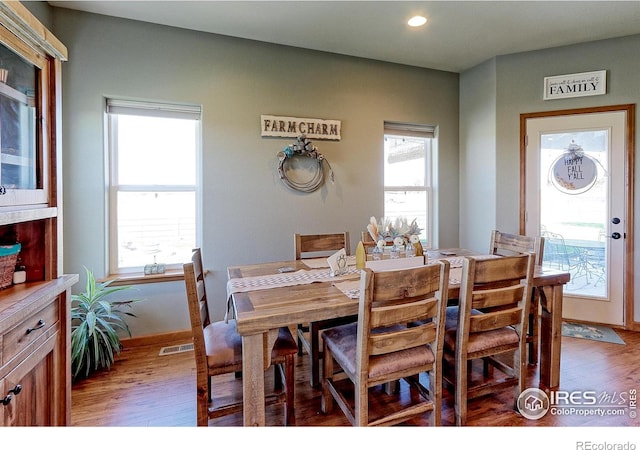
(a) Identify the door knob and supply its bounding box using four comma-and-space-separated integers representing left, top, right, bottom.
611, 217, 621, 224
611, 232, 621, 239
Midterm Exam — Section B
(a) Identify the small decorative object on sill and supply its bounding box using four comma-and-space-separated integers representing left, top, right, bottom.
144, 257, 166, 275
277, 134, 334, 193
0, 243, 21, 288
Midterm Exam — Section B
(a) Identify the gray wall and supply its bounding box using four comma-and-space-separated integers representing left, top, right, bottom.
460, 34, 640, 322
459, 58, 497, 252
30, 2, 640, 333
48, 8, 460, 337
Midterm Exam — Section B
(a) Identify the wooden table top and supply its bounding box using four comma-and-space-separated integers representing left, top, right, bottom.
228, 248, 570, 335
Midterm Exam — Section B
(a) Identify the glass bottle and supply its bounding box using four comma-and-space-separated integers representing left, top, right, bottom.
372, 245, 383, 260
405, 241, 415, 258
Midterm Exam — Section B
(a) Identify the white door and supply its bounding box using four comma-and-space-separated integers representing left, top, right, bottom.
525, 110, 627, 326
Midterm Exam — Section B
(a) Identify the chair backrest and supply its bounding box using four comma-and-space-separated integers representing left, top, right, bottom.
458, 253, 535, 338
355, 261, 450, 379
489, 230, 544, 265
361, 230, 376, 249
183, 248, 209, 379
294, 232, 350, 259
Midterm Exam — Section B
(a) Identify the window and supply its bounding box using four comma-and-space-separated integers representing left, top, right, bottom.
106, 98, 201, 274
383, 122, 434, 247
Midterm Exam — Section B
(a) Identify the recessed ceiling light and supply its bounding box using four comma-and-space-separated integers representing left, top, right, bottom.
408, 15, 427, 27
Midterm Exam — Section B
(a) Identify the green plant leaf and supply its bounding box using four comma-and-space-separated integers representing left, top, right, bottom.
71, 267, 142, 380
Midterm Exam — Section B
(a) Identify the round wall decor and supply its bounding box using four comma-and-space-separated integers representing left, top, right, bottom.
277, 134, 334, 193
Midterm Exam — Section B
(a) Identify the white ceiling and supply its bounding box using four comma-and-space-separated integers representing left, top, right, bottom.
47, 1, 640, 73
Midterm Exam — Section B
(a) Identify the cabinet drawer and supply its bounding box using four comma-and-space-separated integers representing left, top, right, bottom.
2, 302, 59, 365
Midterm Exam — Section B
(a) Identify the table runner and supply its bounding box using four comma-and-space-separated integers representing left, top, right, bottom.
226, 267, 360, 321
226, 254, 499, 319
227, 267, 360, 297
331, 255, 501, 299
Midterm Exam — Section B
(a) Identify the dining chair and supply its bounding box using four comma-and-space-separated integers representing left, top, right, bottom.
320, 261, 450, 426
183, 248, 297, 426
442, 253, 535, 426
294, 232, 355, 388
489, 230, 544, 365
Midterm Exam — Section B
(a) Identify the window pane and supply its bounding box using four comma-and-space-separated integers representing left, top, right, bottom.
384, 134, 425, 186
117, 115, 196, 185
117, 191, 195, 268
384, 190, 428, 243
0, 42, 38, 189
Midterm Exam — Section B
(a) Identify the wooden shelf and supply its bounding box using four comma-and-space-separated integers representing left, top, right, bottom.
0, 206, 56, 225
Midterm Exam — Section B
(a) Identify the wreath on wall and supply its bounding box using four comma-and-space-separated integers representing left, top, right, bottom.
277, 134, 334, 193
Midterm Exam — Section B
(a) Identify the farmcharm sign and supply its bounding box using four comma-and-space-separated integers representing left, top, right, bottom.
543, 70, 606, 100
261, 115, 341, 140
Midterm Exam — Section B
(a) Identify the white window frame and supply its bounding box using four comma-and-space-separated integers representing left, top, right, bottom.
106, 98, 202, 275
383, 122, 435, 248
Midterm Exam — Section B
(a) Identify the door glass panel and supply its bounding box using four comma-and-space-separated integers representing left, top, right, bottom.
0, 43, 38, 190
539, 130, 607, 298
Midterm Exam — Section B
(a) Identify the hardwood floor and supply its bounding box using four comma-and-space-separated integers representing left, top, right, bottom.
70, 327, 640, 428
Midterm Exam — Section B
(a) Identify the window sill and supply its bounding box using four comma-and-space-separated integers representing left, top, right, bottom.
99, 269, 185, 286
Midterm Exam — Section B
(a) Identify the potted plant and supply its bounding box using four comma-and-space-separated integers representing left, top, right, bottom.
71, 267, 140, 380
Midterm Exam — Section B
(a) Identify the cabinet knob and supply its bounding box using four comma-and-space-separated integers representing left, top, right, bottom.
1, 394, 12, 406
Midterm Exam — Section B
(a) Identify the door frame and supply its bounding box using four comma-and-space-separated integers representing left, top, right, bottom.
519, 104, 636, 330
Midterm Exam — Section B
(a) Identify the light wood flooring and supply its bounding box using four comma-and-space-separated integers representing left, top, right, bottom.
70, 327, 640, 427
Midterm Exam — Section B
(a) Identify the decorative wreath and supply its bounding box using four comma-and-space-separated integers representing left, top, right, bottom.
277, 134, 334, 193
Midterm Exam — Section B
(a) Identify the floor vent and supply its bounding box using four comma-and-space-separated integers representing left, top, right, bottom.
158, 343, 194, 356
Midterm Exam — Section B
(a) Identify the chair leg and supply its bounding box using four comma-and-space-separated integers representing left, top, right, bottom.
321, 342, 334, 414
284, 354, 296, 426
528, 291, 540, 365
297, 323, 306, 356
310, 322, 321, 388
455, 357, 469, 426
274, 363, 283, 391
355, 375, 369, 426
429, 367, 442, 426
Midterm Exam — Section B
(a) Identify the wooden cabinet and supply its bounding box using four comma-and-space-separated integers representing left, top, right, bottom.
0, 2, 76, 426
0, 277, 77, 425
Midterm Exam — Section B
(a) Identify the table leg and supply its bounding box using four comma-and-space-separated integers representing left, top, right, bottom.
242, 333, 266, 426
538, 284, 563, 390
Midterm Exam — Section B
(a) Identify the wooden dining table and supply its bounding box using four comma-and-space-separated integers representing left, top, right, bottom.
227, 248, 570, 426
